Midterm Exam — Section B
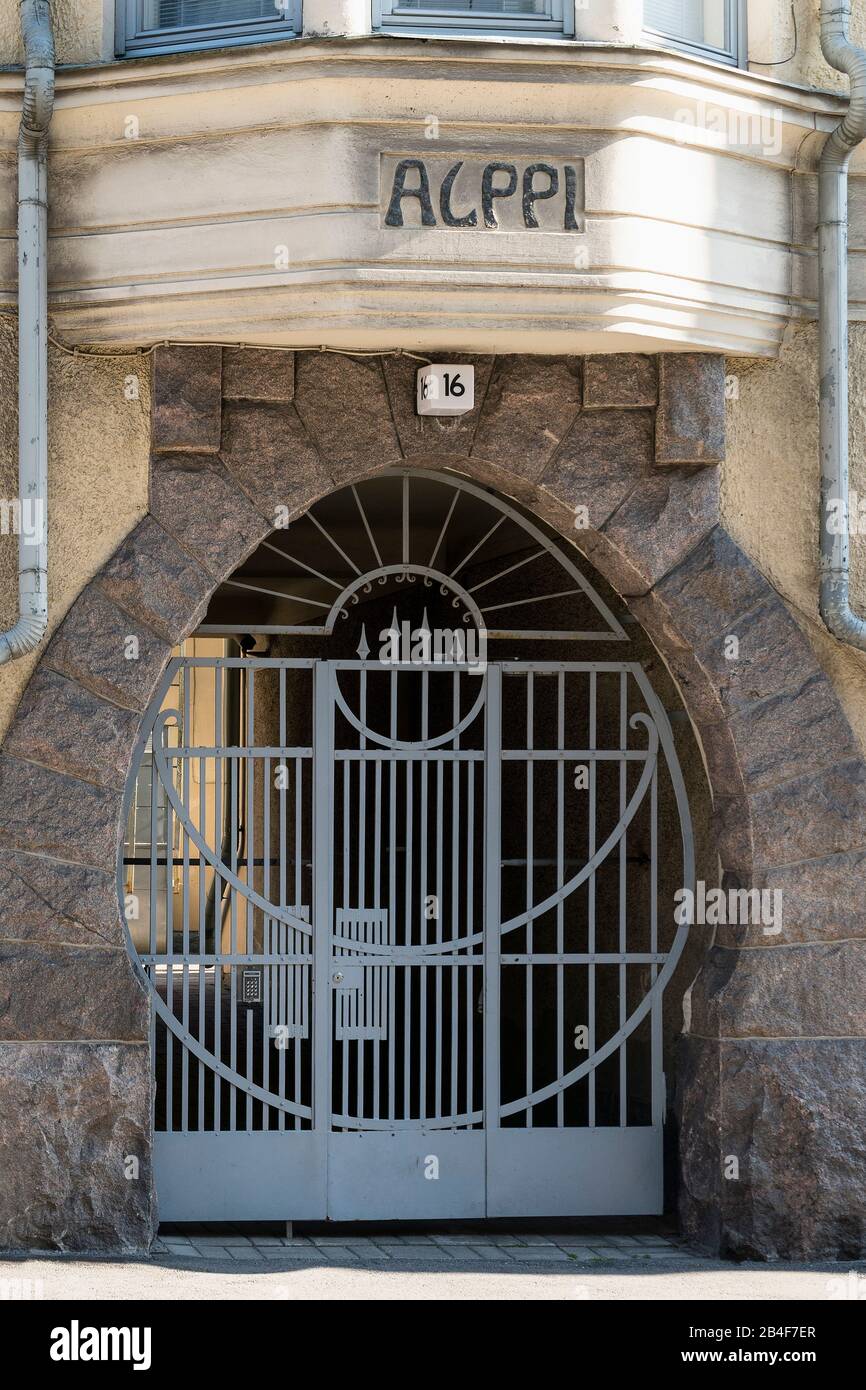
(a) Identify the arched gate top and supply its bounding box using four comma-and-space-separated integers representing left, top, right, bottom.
199, 468, 628, 642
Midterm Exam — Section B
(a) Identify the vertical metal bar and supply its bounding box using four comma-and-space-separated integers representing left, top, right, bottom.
588, 669, 596, 1129
349, 756, 365, 1119
358, 669, 367, 907
246, 664, 255, 976
619, 670, 627, 1127
279, 699, 288, 1127
434, 756, 443, 1121
213, 661, 223, 1134
340, 875, 349, 1124
279, 667, 287, 908
388, 669, 397, 1122
483, 669, 505, 1173
466, 753, 475, 1118
343, 745, 354, 1122
343, 758, 351, 912
229, 751, 238, 1132
373, 756, 382, 1120
276, 672, 286, 1132
263, 751, 271, 1112
246, 1008, 253, 1134
484, 665, 502, 1155
149, 749, 159, 1130
404, 756, 413, 1120
650, 761, 663, 1126
419, 670, 429, 1120
450, 673, 460, 1120
294, 753, 302, 905
313, 663, 334, 1150
294, 752, 302, 1131
525, 670, 534, 1129
165, 718, 175, 1134
149, 754, 158, 958
181, 671, 191, 1134
556, 670, 565, 1128
127, 753, 140, 901
198, 752, 206, 1130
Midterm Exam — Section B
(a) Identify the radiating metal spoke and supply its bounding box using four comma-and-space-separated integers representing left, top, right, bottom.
260, 540, 345, 592
452, 515, 505, 577
352, 484, 384, 569
466, 547, 545, 595
306, 508, 363, 576
224, 578, 331, 609
428, 488, 460, 569
481, 586, 583, 616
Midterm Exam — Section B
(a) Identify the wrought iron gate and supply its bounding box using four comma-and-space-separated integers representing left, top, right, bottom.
121, 471, 693, 1221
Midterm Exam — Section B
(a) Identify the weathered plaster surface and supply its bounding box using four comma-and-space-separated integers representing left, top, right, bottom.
0, 321, 150, 742
750, 1, 866, 93
723, 323, 866, 753
1, 0, 864, 79
1, 36, 858, 356
0, 0, 107, 65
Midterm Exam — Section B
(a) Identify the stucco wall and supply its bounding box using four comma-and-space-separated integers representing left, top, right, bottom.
0, 0, 108, 65
750, 1, 866, 92
1, 1, 865, 80
723, 323, 866, 751
0, 320, 149, 739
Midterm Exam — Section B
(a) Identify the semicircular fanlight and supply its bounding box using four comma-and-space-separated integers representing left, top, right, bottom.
200, 468, 627, 643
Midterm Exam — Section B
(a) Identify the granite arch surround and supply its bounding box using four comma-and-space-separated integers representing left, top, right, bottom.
1, 346, 865, 1258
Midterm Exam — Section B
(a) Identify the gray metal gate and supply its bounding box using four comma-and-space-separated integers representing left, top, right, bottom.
121, 472, 693, 1221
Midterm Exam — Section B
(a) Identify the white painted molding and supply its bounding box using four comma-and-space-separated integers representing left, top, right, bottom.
101, 0, 116, 62
303, 0, 371, 38
574, 0, 643, 45
0, 39, 859, 356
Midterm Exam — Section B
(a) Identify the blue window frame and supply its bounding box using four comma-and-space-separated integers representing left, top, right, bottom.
375, 0, 572, 39
644, 0, 744, 66
117, 0, 299, 56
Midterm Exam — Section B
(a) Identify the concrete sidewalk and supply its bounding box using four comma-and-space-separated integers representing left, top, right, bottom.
3, 1247, 865, 1301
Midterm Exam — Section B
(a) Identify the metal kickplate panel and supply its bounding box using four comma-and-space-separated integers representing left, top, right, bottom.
265, 909, 311, 1040
334, 909, 390, 1041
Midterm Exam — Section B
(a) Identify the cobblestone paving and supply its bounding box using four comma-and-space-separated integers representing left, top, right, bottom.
152, 1228, 695, 1264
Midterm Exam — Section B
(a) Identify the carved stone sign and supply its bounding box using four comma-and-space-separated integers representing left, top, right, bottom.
380, 155, 585, 232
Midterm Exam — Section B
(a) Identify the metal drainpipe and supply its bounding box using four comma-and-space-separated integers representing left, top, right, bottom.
819, 1, 866, 646
0, 1, 54, 666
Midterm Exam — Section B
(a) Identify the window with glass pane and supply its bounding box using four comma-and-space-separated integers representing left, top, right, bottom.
377, 0, 569, 33
394, 0, 547, 13
142, 0, 280, 22
119, 0, 297, 55
644, 0, 737, 60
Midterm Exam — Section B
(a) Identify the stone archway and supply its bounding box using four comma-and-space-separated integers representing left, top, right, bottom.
1, 346, 865, 1259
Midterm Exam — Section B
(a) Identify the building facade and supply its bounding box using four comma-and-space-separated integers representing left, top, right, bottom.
2, 0, 866, 1259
